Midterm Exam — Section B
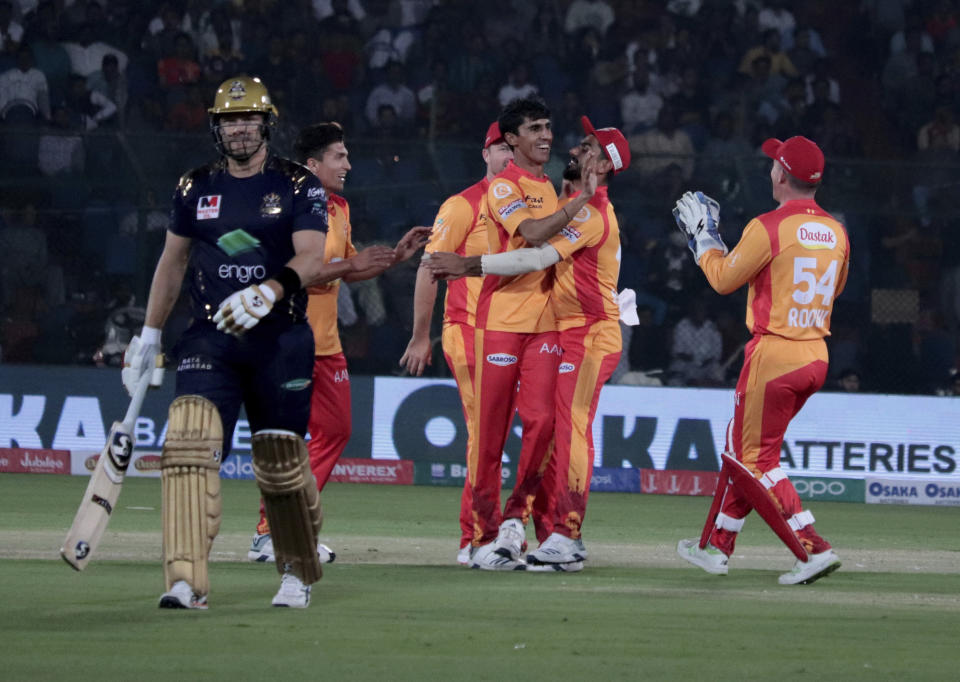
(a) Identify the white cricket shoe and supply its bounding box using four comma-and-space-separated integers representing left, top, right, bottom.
677, 538, 729, 575
470, 542, 527, 571
272, 572, 311, 608
526, 532, 588, 565
158, 580, 208, 610
492, 518, 525, 561
457, 545, 472, 565
526, 561, 584, 573
248, 533, 336, 564
778, 549, 841, 585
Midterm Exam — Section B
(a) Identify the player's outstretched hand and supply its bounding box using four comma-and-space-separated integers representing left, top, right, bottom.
399, 333, 432, 376
580, 149, 599, 200
213, 284, 276, 336
352, 244, 397, 272
122, 328, 164, 395
422, 252, 468, 281
395, 226, 432, 262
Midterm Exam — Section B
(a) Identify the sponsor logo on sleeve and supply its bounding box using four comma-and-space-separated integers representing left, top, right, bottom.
560, 225, 581, 243
498, 199, 525, 219
796, 222, 837, 250
197, 195, 222, 220
486, 353, 518, 366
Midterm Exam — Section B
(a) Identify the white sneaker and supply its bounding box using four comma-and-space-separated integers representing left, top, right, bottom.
248, 533, 274, 562
526, 561, 584, 573
456, 545, 472, 565
272, 571, 311, 608
469, 542, 527, 571
158, 580, 208, 610
778, 549, 841, 585
677, 538, 729, 575
492, 518, 525, 561
526, 532, 588, 565
248, 533, 336, 564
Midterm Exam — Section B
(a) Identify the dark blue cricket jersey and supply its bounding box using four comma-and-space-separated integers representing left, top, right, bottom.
169, 154, 328, 325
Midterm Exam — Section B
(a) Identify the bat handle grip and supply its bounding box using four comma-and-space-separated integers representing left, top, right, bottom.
122, 370, 153, 431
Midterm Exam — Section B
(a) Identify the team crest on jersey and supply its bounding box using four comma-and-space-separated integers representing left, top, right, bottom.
197, 195, 222, 220
573, 206, 590, 222
492, 182, 512, 199
560, 225, 581, 243
261, 192, 282, 217
796, 222, 836, 250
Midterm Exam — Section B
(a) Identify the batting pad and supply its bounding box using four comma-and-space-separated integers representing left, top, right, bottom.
161, 395, 223, 596
252, 430, 324, 585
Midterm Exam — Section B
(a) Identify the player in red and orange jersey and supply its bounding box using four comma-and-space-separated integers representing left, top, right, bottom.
249, 122, 429, 565
400, 122, 515, 565
676, 136, 850, 585
427, 116, 631, 572
429, 97, 599, 570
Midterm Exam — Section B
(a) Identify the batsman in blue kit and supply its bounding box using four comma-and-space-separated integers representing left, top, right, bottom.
122, 76, 395, 609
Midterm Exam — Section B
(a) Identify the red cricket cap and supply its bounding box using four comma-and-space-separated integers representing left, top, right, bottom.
580, 115, 631, 174
761, 136, 824, 183
483, 121, 503, 149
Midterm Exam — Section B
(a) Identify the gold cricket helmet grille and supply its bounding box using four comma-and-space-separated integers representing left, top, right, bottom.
209, 76, 278, 117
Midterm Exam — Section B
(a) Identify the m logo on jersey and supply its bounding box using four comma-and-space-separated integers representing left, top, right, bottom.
197, 195, 222, 220
797, 222, 837, 250
486, 353, 518, 366
492, 182, 512, 199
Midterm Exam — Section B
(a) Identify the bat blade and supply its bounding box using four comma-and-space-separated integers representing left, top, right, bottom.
60, 421, 134, 570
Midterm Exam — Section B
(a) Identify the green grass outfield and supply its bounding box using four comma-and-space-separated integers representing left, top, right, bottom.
2, 474, 959, 681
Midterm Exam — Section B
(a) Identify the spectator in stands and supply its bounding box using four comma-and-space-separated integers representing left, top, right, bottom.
497, 62, 538, 107
37, 102, 84, 176
317, 0, 364, 38
165, 81, 206, 132
788, 26, 827, 76
23, 8, 71, 100
0, 0, 23, 60
758, 0, 797, 50
668, 298, 724, 387
448, 30, 496, 94
668, 65, 711, 149
889, 13, 935, 55
63, 72, 115, 129
628, 304, 670, 376
836, 368, 861, 392
157, 31, 201, 90
629, 105, 695, 180
564, 0, 615, 36
365, 60, 415, 128
739, 28, 799, 79
143, 3, 189, 61
0, 43, 49, 122
743, 54, 788, 126
86, 53, 126, 127
196, 6, 243, 63
62, 22, 127, 77
620, 60, 662, 135
364, 0, 414, 70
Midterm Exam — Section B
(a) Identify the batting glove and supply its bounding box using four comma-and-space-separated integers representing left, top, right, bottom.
121, 326, 164, 396
672, 190, 728, 264
213, 283, 277, 336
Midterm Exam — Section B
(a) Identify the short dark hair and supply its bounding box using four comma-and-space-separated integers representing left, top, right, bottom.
294, 122, 344, 163
497, 96, 551, 138
785, 172, 821, 192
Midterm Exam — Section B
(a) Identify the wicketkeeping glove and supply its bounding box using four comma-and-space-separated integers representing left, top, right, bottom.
213, 283, 276, 336
121, 327, 165, 396
672, 190, 728, 264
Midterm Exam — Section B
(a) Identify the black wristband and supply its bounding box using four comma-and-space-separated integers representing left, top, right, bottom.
273, 266, 302, 298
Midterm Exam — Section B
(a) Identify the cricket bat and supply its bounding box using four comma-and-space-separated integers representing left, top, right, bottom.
60, 371, 153, 570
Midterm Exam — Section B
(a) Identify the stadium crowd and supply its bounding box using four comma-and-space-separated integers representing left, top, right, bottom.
0, 0, 958, 395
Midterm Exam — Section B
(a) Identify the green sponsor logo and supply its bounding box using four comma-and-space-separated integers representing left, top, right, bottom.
793, 476, 864, 503
281, 378, 311, 391
217, 229, 261, 256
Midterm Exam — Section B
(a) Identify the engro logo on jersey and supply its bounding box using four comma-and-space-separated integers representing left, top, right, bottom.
797, 222, 836, 250
486, 353, 518, 366
219, 263, 266, 283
